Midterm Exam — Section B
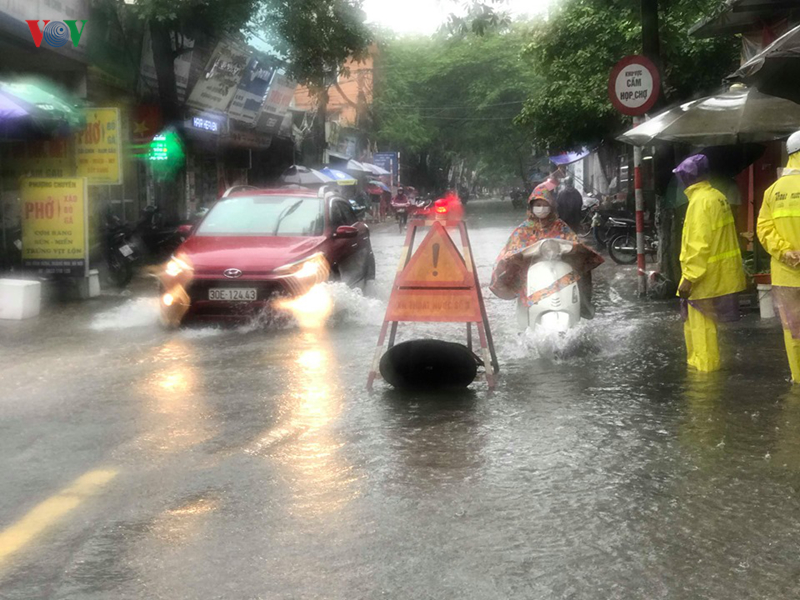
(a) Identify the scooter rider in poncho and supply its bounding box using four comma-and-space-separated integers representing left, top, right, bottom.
490, 181, 604, 319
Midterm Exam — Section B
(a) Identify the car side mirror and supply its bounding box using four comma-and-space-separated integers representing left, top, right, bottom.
177, 224, 193, 239
334, 225, 358, 239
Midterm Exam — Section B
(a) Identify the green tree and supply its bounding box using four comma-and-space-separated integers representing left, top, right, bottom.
515, 0, 738, 151
374, 23, 541, 191
115, 0, 371, 131
121, 0, 258, 121
256, 0, 372, 163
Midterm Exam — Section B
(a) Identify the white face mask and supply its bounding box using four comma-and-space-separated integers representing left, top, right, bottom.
532, 206, 551, 219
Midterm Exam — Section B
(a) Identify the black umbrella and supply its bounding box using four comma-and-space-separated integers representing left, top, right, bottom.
698, 143, 766, 178
731, 23, 800, 104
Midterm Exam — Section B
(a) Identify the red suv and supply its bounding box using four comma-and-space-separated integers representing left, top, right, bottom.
160, 186, 375, 324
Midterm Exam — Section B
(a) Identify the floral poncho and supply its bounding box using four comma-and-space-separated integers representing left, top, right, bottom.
489, 216, 604, 305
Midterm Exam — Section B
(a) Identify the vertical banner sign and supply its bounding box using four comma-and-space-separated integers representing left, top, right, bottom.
228, 57, 274, 125
373, 152, 399, 187
75, 108, 122, 185
21, 178, 89, 277
187, 41, 249, 113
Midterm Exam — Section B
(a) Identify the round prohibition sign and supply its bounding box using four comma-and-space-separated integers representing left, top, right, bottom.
608, 55, 661, 116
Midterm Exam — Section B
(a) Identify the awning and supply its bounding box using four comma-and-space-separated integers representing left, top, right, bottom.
729, 23, 800, 103
689, 0, 792, 38
617, 85, 800, 146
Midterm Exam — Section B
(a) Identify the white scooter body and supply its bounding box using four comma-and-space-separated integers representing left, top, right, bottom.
516, 239, 581, 334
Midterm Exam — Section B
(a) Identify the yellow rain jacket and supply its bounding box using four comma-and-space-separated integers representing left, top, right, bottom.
757, 155, 800, 288
680, 180, 746, 300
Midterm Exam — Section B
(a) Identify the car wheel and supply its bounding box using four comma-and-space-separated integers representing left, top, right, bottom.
365, 252, 376, 281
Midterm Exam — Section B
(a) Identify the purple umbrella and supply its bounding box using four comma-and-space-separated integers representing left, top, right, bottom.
0, 92, 28, 120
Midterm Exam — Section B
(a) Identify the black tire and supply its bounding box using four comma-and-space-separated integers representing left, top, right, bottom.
608, 233, 638, 265
593, 225, 609, 248
576, 213, 593, 237
365, 252, 376, 281
106, 252, 133, 288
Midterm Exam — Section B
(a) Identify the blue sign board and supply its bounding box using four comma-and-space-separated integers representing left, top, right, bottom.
373, 151, 399, 186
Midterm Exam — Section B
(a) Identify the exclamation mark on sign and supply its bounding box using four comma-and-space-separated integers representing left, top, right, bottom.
432, 243, 440, 277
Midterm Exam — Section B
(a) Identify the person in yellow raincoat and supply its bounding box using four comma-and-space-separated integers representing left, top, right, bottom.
757, 131, 800, 383
675, 154, 746, 372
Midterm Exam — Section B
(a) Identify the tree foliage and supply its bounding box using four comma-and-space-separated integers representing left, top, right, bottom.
444, 0, 512, 37
117, 0, 371, 108
255, 0, 373, 90
515, 0, 738, 151
374, 23, 541, 189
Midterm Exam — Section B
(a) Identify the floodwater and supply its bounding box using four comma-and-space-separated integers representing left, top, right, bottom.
1, 198, 799, 599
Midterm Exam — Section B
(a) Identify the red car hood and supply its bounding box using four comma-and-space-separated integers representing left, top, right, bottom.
178, 235, 326, 275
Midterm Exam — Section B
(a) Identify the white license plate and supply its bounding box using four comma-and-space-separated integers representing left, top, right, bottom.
209, 288, 257, 301
119, 244, 133, 257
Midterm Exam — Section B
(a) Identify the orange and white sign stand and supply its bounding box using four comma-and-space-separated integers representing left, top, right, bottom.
367, 217, 500, 390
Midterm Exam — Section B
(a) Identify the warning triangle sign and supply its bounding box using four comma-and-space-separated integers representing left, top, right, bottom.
396, 222, 471, 288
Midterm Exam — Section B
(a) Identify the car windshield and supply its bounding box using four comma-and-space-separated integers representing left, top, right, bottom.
195, 195, 324, 237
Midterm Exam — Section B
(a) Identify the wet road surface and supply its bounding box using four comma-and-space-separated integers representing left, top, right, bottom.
1, 198, 799, 599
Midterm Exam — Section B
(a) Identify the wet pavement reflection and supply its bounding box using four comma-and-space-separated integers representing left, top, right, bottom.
0, 198, 799, 598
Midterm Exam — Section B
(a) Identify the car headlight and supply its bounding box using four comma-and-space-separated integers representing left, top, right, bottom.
165, 256, 192, 277
274, 252, 329, 280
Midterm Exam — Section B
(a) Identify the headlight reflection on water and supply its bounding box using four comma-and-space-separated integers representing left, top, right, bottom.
138, 340, 212, 453
245, 333, 361, 518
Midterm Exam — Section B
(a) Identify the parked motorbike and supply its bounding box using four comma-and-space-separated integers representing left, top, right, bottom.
133, 205, 185, 263
574, 195, 601, 237
411, 197, 434, 218
608, 228, 659, 265
102, 209, 140, 288
515, 238, 582, 334
592, 212, 635, 248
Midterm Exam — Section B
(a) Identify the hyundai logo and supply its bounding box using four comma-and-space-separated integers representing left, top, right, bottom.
223, 268, 242, 279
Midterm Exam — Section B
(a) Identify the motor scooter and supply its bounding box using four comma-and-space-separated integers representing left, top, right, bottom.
515, 238, 582, 334
391, 199, 410, 232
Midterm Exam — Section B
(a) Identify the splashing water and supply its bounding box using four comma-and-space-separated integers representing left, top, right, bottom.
273, 282, 385, 330
513, 320, 599, 360
90, 298, 160, 331
88, 282, 386, 333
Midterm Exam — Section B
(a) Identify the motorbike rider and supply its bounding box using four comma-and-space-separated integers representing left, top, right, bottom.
391, 186, 410, 228
676, 154, 746, 372
757, 130, 800, 383
556, 176, 583, 233
490, 181, 603, 318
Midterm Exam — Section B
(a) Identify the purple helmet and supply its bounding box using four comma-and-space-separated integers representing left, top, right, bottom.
673, 154, 710, 188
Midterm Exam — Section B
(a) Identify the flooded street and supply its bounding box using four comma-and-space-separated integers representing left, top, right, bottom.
1, 198, 799, 599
